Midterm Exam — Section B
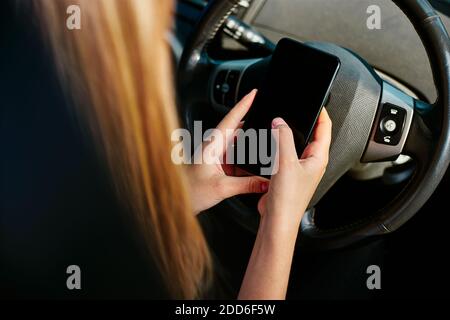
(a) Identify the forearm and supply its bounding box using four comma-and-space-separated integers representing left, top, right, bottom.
238, 214, 301, 300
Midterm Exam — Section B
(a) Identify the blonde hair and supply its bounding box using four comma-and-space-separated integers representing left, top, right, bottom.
33, 0, 211, 299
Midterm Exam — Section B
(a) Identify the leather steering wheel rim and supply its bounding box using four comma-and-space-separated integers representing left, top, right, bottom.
178, 0, 450, 249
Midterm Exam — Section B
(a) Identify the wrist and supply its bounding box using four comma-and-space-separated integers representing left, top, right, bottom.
262, 204, 305, 228
258, 211, 303, 243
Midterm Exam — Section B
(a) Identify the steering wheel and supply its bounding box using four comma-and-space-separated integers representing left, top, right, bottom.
178, 0, 450, 249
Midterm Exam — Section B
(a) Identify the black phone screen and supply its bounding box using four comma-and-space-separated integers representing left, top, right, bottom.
237, 38, 340, 175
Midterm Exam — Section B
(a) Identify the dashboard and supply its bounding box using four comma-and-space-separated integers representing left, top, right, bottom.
175, 0, 450, 102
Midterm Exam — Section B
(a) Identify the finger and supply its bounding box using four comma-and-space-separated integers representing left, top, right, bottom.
203, 120, 243, 161
313, 108, 332, 141
272, 117, 298, 164
301, 108, 332, 161
219, 176, 269, 199
216, 89, 257, 133
222, 120, 244, 160
214, 92, 256, 156
234, 121, 245, 139
257, 193, 268, 216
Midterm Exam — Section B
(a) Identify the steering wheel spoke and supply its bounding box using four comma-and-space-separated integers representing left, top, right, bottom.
209, 57, 266, 113
361, 79, 435, 164
178, 53, 266, 128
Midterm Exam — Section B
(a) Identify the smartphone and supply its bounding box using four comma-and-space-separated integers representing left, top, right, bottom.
236, 38, 340, 176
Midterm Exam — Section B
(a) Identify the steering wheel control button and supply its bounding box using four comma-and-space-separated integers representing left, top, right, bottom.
213, 70, 228, 105
221, 83, 230, 94
224, 70, 240, 108
383, 119, 397, 132
213, 70, 241, 108
374, 103, 406, 146
380, 117, 398, 134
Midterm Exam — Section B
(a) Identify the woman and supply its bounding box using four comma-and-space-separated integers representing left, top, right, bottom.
34, 0, 331, 299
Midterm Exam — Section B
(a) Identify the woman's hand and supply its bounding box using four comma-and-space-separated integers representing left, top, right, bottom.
239, 109, 332, 300
257, 110, 332, 230
186, 90, 268, 215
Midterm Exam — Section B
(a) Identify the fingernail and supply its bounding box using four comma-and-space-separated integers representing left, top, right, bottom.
245, 88, 256, 97
272, 117, 286, 128
260, 181, 269, 192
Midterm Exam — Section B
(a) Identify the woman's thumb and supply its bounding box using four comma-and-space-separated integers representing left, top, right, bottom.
272, 117, 298, 163
221, 176, 269, 198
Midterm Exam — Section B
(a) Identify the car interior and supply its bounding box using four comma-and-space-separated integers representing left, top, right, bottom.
1, 0, 450, 299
